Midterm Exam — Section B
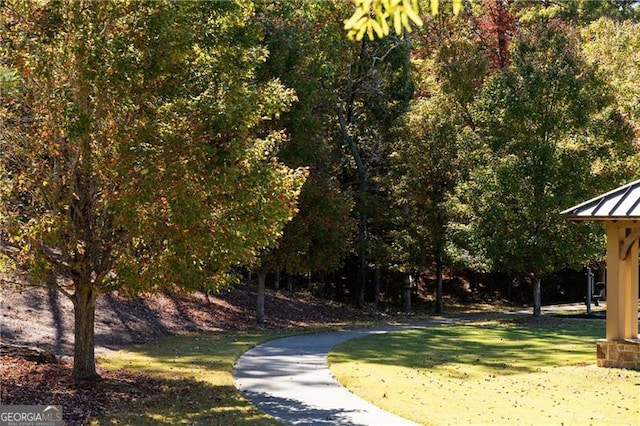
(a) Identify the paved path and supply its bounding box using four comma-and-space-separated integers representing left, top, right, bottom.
233, 305, 601, 425
233, 319, 463, 425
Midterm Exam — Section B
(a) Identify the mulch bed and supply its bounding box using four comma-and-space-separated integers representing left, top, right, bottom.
0, 354, 165, 425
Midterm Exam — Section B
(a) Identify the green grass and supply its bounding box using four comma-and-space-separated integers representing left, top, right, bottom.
95, 316, 639, 425
97, 332, 286, 425
329, 317, 640, 425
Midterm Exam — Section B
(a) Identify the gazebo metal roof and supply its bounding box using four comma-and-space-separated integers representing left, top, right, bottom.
561, 179, 640, 221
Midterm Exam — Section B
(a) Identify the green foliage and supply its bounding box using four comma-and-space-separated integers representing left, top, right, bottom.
391, 90, 464, 269
272, 175, 355, 274
389, 28, 484, 274
254, 0, 357, 275
580, 17, 640, 174
460, 16, 636, 276
0, 0, 304, 293
0, 65, 18, 92
582, 17, 640, 134
554, 0, 640, 24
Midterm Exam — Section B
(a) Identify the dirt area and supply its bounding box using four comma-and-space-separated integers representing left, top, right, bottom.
0, 284, 373, 356
0, 283, 380, 425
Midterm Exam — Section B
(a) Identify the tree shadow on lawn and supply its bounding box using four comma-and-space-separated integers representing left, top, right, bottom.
98, 333, 287, 425
99, 379, 278, 426
330, 318, 604, 375
103, 381, 364, 425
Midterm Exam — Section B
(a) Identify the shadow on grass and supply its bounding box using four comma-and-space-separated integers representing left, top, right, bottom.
98, 332, 290, 425
330, 318, 605, 375
99, 380, 277, 426
102, 380, 363, 425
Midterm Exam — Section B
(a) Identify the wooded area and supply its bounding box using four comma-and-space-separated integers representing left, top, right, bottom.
1, 0, 639, 380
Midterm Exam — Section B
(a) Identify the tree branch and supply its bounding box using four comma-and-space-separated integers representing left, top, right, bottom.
337, 104, 367, 183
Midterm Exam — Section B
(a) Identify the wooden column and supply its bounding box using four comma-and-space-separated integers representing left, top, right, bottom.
605, 222, 640, 341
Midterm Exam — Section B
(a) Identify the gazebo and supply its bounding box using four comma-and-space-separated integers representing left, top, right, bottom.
562, 179, 640, 369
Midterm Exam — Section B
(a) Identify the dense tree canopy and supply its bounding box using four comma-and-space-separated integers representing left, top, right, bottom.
454, 10, 637, 314
2, 0, 640, 377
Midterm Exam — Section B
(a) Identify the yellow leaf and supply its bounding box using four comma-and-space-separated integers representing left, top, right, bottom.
401, 9, 411, 32
453, 0, 462, 15
404, 0, 424, 27
355, 23, 368, 41
371, 19, 385, 38
379, 14, 390, 35
374, 1, 390, 35
344, 7, 367, 30
430, 0, 440, 16
367, 21, 375, 40
393, 9, 402, 35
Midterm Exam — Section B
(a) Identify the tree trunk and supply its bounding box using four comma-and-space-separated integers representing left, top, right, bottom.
246, 270, 253, 290
356, 227, 366, 308
354, 175, 367, 309
335, 276, 344, 302
273, 267, 280, 291
373, 266, 381, 309
257, 271, 266, 324
435, 244, 444, 314
72, 282, 99, 381
286, 273, 293, 292
403, 272, 412, 313
337, 105, 368, 310
533, 275, 542, 317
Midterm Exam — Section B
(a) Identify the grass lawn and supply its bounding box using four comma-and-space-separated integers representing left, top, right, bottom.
329, 317, 640, 425
97, 332, 285, 425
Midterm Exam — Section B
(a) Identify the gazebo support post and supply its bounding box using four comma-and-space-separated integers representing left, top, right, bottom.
597, 222, 640, 369
562, 179, 640, 370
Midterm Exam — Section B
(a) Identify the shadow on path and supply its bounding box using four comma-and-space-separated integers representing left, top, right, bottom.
241, 390, 364, 426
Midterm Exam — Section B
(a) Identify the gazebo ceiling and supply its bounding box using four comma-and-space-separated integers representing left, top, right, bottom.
561, 179, 640, 221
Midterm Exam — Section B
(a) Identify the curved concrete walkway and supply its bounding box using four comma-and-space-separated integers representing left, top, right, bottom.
233, 319, 461, 425
234, 305, 601, 424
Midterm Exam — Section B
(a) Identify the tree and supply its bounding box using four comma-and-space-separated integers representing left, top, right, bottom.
581, 17, 640, 138
255, 0, 356, 283
391, 30, 484, 313
392, 93, 464, 313
556, 0, 640, 24
0, 0, 304, 379
474, 0, 515, 72
462, 16, 636, 315
337, 32, 414, 308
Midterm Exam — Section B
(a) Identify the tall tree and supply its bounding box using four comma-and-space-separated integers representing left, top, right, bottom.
391, 29, 485, 313
338, 32, 414, 307
255, 0, 356, 284
462, 15, 637, 315
556, 0, 640, 24
0, 0, 304, 379
392, 92, 464, 313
